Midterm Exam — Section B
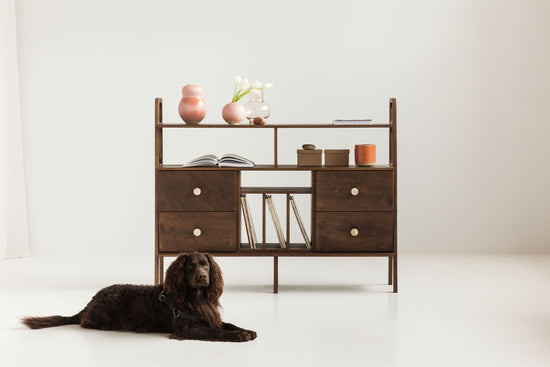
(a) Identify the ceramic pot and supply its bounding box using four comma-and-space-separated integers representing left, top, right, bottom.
222, 102, 245, 124
178, 85, 206, 124
354, 144, 376, 166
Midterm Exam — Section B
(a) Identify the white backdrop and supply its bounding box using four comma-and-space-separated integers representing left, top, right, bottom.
14, 0, 550, 254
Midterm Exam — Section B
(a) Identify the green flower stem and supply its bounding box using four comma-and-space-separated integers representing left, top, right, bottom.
231, 84, 238, 102
233, 89, 251, 103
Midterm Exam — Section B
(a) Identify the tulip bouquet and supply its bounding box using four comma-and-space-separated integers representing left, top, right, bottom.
231, 75, 274, 102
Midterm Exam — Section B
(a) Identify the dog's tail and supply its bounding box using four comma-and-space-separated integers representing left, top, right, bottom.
21, 311, 82, 329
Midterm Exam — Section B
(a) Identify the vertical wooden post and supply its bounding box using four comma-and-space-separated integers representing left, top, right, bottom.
389, 98, 398, 293
388, 256, 393, 285
154, 98, 163, 285
274, 256, 279, 293
274, 127, 278, 167
286, 193, 290, 248
262, 193, 267, 250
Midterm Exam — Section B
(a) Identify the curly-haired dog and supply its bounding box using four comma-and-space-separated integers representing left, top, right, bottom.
22, 253, 256, 342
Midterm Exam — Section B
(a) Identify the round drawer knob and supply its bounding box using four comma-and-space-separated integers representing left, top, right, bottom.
193, 228, 202, 237
350, 228, 359, 237
351, 187, 359, 196
193, 187, 202, 196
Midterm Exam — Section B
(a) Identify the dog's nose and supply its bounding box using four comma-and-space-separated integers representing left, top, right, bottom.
199, 273, 207, 280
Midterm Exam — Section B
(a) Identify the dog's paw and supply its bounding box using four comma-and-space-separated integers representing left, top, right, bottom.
244, 330, 257, 340
168, 333, 184, 340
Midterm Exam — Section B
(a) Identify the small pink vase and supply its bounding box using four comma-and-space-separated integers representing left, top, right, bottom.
178, 85, 206, 124
222, 102, 245, 124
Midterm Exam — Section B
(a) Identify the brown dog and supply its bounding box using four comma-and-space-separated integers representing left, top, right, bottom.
22, 253, 256, 342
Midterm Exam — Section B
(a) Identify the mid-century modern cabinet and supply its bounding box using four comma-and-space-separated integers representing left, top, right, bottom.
154, 98, 398, 293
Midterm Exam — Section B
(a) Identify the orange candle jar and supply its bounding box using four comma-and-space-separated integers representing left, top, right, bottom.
354, 144, 376, 166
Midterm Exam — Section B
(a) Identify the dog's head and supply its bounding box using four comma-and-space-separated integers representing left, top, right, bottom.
163, 253, 223, 304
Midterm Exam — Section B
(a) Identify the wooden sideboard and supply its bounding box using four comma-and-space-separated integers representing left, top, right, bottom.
154, 98, 398, 293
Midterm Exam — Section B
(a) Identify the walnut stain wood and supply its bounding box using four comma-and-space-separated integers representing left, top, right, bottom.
315, 171, 394, 211
154, 97, 398, 292
158, 171, 236, 212
158, 164, 394, 171
158, 123, 394, 128
315, 212, 393, 252
158, 212, 236, 252
390, 98, 398, 293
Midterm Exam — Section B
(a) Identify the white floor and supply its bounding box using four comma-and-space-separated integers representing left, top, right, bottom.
1, 253, 549, 367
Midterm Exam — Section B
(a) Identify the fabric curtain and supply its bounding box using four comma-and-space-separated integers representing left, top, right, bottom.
1, 0, 30, 259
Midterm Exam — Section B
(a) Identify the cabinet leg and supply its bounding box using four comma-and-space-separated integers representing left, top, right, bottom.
155, 256, 164, 285
155, 255, 159, 285
392, 255, 398, 293
388, 256, 393, 285
273, 256, 278, 294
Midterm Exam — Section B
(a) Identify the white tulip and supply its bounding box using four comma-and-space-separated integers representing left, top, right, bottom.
263, 82, 274, 89
240, 80, 250, 91
233, 75, 242, 84
251, 80, 263, 89
250, 88, 261, 96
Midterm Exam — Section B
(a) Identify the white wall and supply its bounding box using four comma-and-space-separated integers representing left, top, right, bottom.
15, 0, 550, 254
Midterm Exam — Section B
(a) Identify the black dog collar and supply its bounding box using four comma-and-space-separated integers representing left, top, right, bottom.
158, 290, 205, 323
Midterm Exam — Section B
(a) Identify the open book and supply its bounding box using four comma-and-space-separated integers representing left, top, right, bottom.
183, 153, 255, 168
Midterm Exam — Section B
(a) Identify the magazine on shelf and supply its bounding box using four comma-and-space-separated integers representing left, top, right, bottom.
183, 153, 255, 167
289, 195, 311, 249
240, 194, 257, 249
265, 194, 287, 248
332, 119, 373, 125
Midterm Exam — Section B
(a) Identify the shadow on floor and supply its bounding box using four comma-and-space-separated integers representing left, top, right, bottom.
223, 283, 392, 293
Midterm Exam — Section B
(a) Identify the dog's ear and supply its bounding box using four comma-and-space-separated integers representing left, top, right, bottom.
163, 254, 188, 300
205, 254, 223, 304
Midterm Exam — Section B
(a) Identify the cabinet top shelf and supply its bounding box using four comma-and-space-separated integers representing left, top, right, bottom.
157, 123, 393, 129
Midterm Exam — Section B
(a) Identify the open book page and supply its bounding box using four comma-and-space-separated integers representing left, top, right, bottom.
219, 153, 255, 167
183, 154, 219, 167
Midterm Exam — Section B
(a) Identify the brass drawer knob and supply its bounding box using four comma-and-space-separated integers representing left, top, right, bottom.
193, 228, 202, 237
350, 228, 359, 237
193, 187, 202, 196
350, 187, 359, 196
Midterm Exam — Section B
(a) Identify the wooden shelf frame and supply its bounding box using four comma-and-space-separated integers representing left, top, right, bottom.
154, 97, 398, 293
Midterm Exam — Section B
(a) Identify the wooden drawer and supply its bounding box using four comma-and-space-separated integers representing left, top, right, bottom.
315, 171, 393, 211
158, 212, 236, 252
158, 171, 236, 212
315, 212, 393, 252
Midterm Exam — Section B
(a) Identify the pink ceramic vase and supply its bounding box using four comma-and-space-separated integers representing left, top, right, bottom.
222, 102, 245, 124
178, 85, 206, 124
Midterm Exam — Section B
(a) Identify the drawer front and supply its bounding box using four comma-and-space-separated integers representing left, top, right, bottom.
316, 171, 393, 211
159, 212, 236, 252
158, 171, 236, 211
315, 212, 393, 252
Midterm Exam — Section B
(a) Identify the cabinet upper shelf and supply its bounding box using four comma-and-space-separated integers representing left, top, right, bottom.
158, 164, 394, 171
157, 123, 394, 129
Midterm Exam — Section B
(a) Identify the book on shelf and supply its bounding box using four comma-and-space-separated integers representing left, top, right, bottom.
332, 119, 373, 125
289, 195, 311, 249
240, 194, 257, 249
265, 194, 287, 249
183, 153, 255, 168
